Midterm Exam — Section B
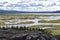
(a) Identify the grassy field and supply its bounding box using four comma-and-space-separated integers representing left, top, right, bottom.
43, 25, 60, 35
20, 21, 34, 24
0, 21, 5, 25
0, 14, 60, 19
51, 30, 60, 35
0, 14, 60, 35
38, 19, 60, 23
27, 25, 60, 35
27, 25, 43, 29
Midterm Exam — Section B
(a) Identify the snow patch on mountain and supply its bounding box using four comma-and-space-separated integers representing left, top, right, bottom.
0, 0, 60, 12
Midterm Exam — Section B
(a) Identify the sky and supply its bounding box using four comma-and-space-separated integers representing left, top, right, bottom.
0, 0, 60, 12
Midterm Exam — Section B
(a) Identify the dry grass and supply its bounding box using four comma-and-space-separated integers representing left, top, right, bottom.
20, 21, 34, 24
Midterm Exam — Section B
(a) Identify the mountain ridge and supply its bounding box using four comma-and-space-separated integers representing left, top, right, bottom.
0, 10, 60, 14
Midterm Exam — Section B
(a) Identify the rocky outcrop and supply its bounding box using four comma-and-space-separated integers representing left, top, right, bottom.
0, 29, 59, 40
54, 35, 60, 40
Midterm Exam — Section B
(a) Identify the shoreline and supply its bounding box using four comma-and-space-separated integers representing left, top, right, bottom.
1, 13, 60, 15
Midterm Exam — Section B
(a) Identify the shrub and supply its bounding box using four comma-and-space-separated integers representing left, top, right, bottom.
2, 27, 6, 30
15, 26, 19, 30
11, 26, 15, 29
20, 26, 24, 30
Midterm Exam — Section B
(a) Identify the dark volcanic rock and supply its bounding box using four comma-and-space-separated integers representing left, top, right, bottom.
0, 30, 59, 40
54, 35, 60, 40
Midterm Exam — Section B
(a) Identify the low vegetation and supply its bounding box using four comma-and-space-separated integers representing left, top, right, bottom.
0, 25, 60, 35
51, 30, 60, 35
0, 14, 60, 35
20, 21, 34, 24
42, 29, 52, 34
0, 14, 59, 19
0, 21, 5, 25
27, 25, 43, 30
38, 19, 60, 23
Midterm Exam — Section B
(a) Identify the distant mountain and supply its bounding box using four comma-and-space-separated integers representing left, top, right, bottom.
0, 10, 60, 14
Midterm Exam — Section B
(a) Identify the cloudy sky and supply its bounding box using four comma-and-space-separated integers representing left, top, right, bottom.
0, 0, 60, 12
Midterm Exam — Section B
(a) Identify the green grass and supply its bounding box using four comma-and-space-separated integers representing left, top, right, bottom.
27, 25, 44, 30
43, 25, 60, 35
42, 29, 60, 35
27, 25, 60, 35
0, 21, 5, 25
0, 14, 59, 19
20, 21, 34, 24
51, 25, 60, 35
0, 14, 60, 35
38, 19, 60, 23
51, 30, 60, 35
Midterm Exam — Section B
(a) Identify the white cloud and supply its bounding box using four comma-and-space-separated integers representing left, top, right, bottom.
0, 0, 60, 12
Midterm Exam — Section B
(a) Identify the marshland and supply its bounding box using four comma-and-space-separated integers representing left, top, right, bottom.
0, 13, 60, 40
